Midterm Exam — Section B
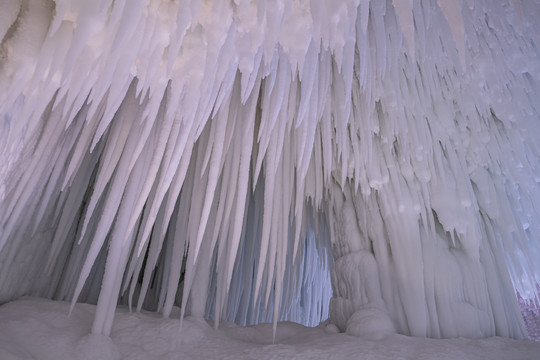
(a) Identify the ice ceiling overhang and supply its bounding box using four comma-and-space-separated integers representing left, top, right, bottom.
0, 0, 539, 339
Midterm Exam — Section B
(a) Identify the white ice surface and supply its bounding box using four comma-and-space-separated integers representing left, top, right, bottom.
1, 0, 540, 341
0, 298, 539, 360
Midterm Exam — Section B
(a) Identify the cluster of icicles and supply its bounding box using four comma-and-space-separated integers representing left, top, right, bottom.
1, 0, 539, 340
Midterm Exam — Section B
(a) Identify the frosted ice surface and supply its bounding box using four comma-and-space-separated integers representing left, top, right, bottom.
0, 0, 539, 343
1, 298, 540, 360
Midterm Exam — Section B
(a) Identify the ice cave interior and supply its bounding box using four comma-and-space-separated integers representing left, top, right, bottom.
0, 0, 540, 345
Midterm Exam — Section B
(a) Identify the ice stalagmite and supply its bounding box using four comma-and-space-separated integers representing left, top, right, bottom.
0, 0, 539, 340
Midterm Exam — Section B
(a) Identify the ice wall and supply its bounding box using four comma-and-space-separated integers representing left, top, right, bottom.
0, 0, 539, 339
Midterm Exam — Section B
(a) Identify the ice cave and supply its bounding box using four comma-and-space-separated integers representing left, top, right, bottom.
1, 0, 540, 359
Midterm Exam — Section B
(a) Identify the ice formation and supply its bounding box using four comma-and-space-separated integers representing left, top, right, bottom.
0, 0, 539, 341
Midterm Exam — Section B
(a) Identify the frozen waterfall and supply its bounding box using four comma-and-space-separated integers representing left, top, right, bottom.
1, 0, 539, 340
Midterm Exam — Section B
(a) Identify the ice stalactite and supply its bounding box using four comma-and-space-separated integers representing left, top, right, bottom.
0, 0, 539, 340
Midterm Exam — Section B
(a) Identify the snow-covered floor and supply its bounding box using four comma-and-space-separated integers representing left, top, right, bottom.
1, 298, 539, 360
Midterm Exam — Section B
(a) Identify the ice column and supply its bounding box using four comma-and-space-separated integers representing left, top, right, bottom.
328, 182, 395, 338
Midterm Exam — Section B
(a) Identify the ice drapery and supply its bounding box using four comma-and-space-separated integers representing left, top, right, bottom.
1, 0, 539, 339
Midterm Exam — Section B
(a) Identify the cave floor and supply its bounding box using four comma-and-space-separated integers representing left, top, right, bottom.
0, 297, 539, 360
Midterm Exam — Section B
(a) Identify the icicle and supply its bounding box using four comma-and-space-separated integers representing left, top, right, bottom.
392, 0, 414, 58
1, 0, 539, 343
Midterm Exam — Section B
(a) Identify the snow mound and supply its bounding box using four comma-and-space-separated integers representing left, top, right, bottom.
346, 307, 396, 339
